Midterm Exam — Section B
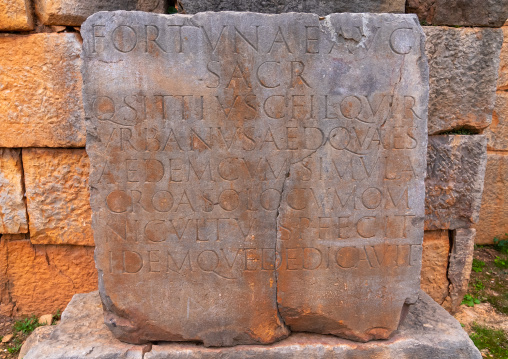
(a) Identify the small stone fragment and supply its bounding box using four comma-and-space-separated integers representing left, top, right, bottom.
0, 149, 28, 234
38, 314, 53, 326
1, 333, 13, 343
448, 228, 476, 313
425, 135, 488, 230
425, 27, 503, 134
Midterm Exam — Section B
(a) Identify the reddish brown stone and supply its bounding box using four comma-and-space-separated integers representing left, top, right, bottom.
485, 92, 508, 151
22, 149, 93, 246
420, 230, 449, 305
0, 235, 97, 317
0, 33, 85, 147
0, 0, 34, 31
407, 0, 508, 27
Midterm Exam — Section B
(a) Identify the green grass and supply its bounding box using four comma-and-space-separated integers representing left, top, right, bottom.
439, 128, 475, 135
472, 259, 486, 273
470, 323, 508, 359
13, 315, 41, 335
462, 294, 481, 307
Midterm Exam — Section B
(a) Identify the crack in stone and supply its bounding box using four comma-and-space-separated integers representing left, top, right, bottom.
274, 162, 291, 329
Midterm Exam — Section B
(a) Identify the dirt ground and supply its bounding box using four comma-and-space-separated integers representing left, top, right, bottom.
454, 245, 508, 358
0, 246, 506, 359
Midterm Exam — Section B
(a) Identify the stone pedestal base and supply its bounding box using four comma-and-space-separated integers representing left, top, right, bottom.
20, 291, 480, 359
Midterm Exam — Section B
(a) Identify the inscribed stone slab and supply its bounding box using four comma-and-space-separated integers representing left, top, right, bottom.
82, 11, 428, 346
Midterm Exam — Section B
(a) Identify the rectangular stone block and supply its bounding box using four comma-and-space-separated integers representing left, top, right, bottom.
420, 230, 449, 306
34, 0, 167, 26
0, 33, 85, 148
82, 11, 428, 346
497, 27, 508, 90
485, 91, 508, 151
178, 0, 406, 15
474, 153, 508, 244
0, 149, 28, 234
425, 27, 503, 135
0, 0, 34, 31
22, 149, 93, 246
0, 235, 97, 317
407, 0, 508, 27
425, 135, 487, 230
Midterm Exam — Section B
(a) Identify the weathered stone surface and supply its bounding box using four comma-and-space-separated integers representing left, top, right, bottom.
0, 235, 97, 317
0, 149, 28, 234
485, 91, 508, 151
21, 290, 481, 359
0, 33, 85, 148
0, 0, 34, 31
35, 0, 167, 26
179, 0, 406, 15
420, 230, 449, 305
407, 0, 508, 27
474, 153, 508, 244
425, 135, 487, 230
447, 228, 476, 313
497, 27, 508, 90
424, 27, 503, 134
82, 11, 428, 345
22, 148, 93, 246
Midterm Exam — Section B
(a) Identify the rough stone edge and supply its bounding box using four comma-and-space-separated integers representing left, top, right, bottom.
20, 290, 480, 359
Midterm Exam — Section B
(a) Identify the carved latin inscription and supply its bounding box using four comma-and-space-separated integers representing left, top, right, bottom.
82, 11, 428, 346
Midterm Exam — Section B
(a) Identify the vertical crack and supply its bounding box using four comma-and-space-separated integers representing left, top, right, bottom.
274, 163, 291, 328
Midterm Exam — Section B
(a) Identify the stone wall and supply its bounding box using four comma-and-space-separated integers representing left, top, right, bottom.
0, 0, 505, 317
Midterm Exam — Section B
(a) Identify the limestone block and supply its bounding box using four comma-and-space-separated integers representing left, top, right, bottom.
0, 149, 28, 234
425, 135, 487, 230
0, 33, 85, 148
82, 11, 428, 345
178, 0, 405, 15
425, 27, 503, 134
21, 290, 481, 359
0, 235, 97, 317
407, 0, 508, 27
497, 27, 508, 90
448, 228, 476, 313
22, 148, 93, 246
420, 230, 449, 305
485, 92, 508, 151
0, 0, 34, 31
35, 0, 167, 26
474, 153, 508, 244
